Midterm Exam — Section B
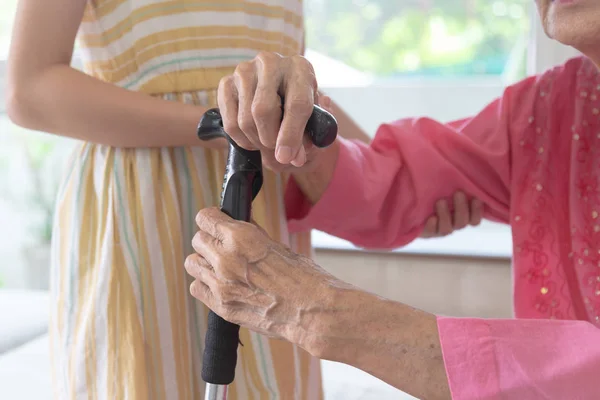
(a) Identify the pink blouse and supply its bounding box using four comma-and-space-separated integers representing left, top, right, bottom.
286, 56, 600, 399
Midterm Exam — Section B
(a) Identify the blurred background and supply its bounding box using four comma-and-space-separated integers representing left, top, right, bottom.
0, 0, 579, 399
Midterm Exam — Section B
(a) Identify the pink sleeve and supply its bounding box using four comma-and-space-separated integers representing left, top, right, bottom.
437, 317, 600, 399
286, 75, 540, 249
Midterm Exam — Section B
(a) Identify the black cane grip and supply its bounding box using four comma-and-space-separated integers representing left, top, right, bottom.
201, 312, 240, 384
197, 104, 338, 147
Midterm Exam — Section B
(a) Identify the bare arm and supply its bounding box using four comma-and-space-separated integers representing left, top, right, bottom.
316, 287, 451, 400
6, 0, 225, 149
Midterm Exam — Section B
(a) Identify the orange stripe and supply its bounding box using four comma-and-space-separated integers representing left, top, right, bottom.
84, 37, 297, 85
298, 348, 310, 400
81, 0, 303, 29
164, 148, 195, 399
82, 0, 126, 22
70, 154, 95, 400
110, 218, 150, 399
269, 339, 297, 395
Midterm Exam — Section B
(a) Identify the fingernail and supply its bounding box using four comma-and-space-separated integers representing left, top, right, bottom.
276, 146, 294, 163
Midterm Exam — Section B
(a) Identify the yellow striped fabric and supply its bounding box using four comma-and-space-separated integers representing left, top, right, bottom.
50, 90, 323, 400
77, 0, 304, 94
50, 2, 322, 399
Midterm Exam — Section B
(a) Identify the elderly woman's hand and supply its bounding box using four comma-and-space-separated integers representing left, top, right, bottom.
185, 207, 343, 347
186, 208, 452, 399
217, 52, 324, 172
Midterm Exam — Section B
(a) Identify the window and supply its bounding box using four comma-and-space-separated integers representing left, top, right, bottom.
0, 0, 17, 60
305, 0, 531, 83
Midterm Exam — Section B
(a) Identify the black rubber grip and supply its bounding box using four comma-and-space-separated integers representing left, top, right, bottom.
201, 144, 262, 385
197, 104, 338, 148
201, 311, 241, 384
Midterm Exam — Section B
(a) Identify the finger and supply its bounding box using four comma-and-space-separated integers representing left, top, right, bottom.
435, 199, 453, 236
191, 230, 226, 273
195, 207, 233, 239
234, 62, 262, 150
276, 58, 317, 165
190, 279, 214, 307
420, 216, 438, 238
452, 192, 470, 230
253, 54, 284, 149
184, 253, 213, 279
470, 198, 483, 226
218, 76, 256, 150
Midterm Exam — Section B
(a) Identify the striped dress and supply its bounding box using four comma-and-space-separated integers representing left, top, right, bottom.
49, 1, 323, 399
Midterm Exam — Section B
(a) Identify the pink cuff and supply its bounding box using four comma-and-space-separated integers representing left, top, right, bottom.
437, 316, 500, 400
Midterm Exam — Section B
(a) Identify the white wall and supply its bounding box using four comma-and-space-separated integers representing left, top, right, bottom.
322, 81, 506, 135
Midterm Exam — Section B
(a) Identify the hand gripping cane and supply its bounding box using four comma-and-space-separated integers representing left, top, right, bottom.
196, 104, 338, 400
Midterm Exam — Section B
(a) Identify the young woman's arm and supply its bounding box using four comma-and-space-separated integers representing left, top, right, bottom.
6, 0, 224, 149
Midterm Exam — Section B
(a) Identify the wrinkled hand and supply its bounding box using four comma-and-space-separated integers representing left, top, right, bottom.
185, 207, 341, 347
217, 52, 324, 172
420, 192, 483, 238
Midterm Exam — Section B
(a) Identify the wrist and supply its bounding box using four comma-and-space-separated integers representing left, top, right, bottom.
307, 285, 451, 400
302, 282, 377, 361
292, 137, 341, 204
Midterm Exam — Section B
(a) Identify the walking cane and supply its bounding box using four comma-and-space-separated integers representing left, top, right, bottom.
197, 103, 338, 400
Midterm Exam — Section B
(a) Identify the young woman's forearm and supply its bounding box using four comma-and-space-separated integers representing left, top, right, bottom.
7, 65, 225, 148
7, 0, 225, 149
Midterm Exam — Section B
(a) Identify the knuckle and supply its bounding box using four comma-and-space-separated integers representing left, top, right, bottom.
191, 231, 201, 247
222, 120, 241, 136
184, 254, 196, 268
287, 95, 313, 116
190, 281, 203, 298
218, 76, 235, 98
251, 100, 277, 121
220, 284, 237, 303
291, 55, 317, 85
220, 75, 235, 88
256, 51, 281, 65
213, 255, 229, 273
234, 61, 254, 78
291, 54, 311, 69
195, 209, 207, 225
238, 113, 256, 134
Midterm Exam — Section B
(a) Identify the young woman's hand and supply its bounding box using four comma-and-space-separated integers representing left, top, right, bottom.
420, 192, 483, 238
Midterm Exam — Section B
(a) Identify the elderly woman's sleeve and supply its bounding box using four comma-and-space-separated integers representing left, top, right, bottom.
437, 317, 600, 399
285, 75, 544, 249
